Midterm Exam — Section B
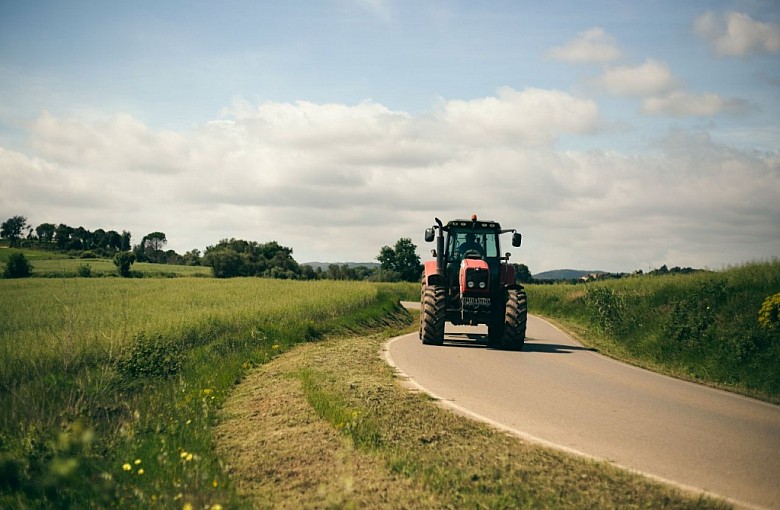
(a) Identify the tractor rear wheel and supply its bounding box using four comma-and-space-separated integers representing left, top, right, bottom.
497, 288, 527, 350
420, 285, 445, 345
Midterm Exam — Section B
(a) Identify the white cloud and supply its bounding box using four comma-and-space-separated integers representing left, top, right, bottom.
599, 59, 677, 97
547, 27, 623, 63
2, 92, 778, 273
694, 11, 780, 57
437, 87, 601, 146
596, 59, 746, 118
29, 111, 189, 175
641, 90, 748, 117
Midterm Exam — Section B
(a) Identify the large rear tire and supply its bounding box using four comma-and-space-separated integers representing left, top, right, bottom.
504, 288, 527, 350
420, 285, 445, 345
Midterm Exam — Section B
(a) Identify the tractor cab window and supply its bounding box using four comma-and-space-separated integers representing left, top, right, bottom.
447, 230, 498, 260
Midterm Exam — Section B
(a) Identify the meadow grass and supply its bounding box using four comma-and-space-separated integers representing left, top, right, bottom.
526, 260, 780, 402
0, 248, 211, 278
0, 277, 414, 508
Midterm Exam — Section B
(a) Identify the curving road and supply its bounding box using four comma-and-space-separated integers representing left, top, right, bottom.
385, 311, 780, 510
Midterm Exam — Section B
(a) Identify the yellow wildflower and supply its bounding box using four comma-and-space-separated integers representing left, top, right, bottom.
137, 468, 144, 475
122, 463, 131, 471
134, 459, 142, 465
183, 503, 193, 510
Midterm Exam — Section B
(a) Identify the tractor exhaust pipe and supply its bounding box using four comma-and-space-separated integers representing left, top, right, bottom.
435, 217, 444, 276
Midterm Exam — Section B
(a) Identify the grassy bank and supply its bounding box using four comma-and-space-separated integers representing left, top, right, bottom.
216, 322, 726, 509
526, 260, 780, 403
0, 278, 412, 508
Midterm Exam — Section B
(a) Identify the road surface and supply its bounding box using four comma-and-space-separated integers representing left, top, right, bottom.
385, 312, 780, 510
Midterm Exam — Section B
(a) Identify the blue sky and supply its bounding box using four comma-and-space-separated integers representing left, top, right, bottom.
1, 0, 778, 272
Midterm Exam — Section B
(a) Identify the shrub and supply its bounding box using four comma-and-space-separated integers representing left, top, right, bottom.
116, 333, 184, 381
79, 251, 98, 259
76, 264, 92, 278
113, 252, 135, 277
759, 293, 780, 331
3, 252, 32, 278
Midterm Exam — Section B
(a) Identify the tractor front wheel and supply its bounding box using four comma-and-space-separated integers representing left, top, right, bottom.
420, 285, 445, 345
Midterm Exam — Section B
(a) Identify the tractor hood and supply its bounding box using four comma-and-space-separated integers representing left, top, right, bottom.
460, 258, 490, 294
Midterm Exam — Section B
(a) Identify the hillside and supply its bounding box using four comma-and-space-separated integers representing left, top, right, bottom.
302, 261, 380, 270
533, 269, 606, 281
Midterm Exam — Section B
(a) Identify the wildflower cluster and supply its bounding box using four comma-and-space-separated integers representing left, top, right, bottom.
758, 292, 780, 331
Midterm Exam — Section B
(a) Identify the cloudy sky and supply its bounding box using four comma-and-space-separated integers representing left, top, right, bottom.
1, 1, 778, 273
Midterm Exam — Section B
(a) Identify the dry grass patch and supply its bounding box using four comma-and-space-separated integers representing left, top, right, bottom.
215, 343, 438, 509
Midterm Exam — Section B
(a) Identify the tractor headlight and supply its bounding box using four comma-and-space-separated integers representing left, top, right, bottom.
479, 281, 486, 289
467, 281, 475, 288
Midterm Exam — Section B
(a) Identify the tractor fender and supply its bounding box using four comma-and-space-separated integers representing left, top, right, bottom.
422, 260, 446, 287
500, 263, 516, 286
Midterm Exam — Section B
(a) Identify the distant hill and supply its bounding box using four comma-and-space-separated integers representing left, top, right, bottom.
533, 269, 606, 281
302, 261, 380, 270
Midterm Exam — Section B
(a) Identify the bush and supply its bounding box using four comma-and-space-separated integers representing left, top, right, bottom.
116, 333, 184, 381
759, 293, 780, 331
76, 264, 92, 278
113, 252, 135, 277
79, 251, 98, 259
3, 252, 32, 278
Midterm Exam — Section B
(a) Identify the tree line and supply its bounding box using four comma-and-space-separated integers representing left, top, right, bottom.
0, 216, 428, 281
1, 215, 535, 282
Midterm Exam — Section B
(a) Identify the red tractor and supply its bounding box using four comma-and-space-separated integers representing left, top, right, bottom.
419, 215, 528, 350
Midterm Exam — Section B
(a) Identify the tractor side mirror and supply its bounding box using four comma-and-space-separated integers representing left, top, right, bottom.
424, 227, 435, 242
512, 232, 522, 247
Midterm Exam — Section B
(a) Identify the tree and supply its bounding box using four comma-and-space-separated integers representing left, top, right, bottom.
1, 216, 28, 247
3, 252, 32, 278
182, 249, 201, 266
513, 263, 533, 283
113, 252, 136, 277
144, 232, 167, 252
106, 230, 122, 252
377, 238, 421, 282
120, 231, 132, 252
204, 249, 243, 278
35, 223, 56, 245
203, 238, 301, 278
55, 224, 72, 250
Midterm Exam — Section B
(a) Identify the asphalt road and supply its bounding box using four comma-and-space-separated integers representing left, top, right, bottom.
385, 312, 780, 510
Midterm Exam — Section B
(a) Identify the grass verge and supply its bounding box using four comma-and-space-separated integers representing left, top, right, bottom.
526, 261, 780, 403
215, 316, 728, 509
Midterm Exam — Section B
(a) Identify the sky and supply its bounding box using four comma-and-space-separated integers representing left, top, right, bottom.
1, 0, 778, 273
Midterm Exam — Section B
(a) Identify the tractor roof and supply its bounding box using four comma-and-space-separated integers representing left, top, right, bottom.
445, 218, 502, 231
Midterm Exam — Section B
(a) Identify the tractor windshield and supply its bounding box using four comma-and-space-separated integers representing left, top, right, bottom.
447, 229, 499, 261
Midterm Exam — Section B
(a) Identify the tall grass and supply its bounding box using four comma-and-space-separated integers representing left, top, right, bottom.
0, 249, 212, 277
527, 260, 780, 401
0, 278, 411, 508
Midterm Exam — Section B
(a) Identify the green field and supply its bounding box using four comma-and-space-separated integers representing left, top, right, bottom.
526, 260, 780, 402
0, 276, 415, 508
0, 248, 211, 278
